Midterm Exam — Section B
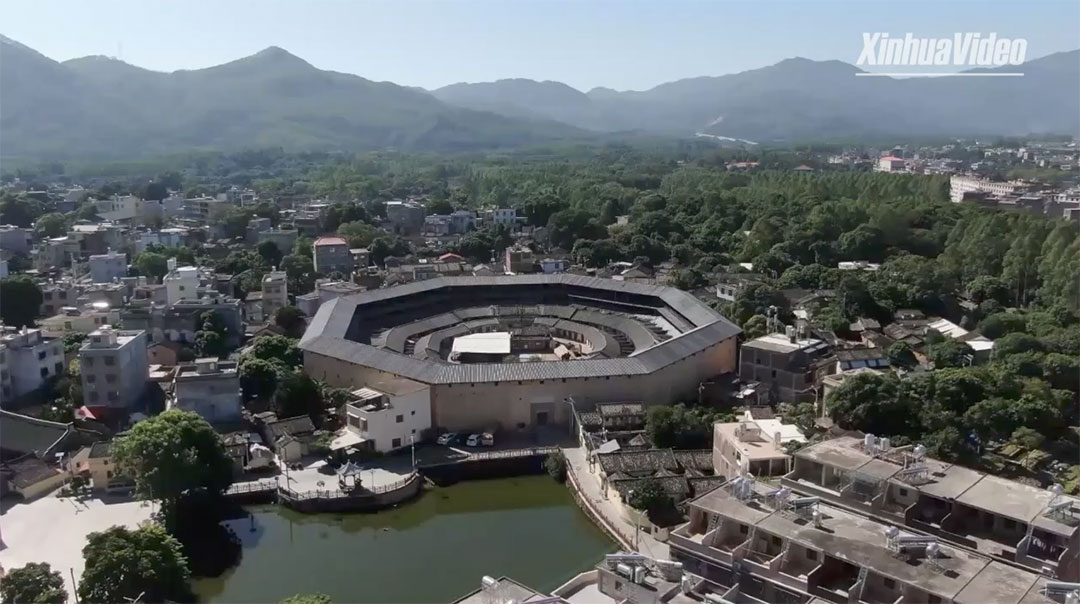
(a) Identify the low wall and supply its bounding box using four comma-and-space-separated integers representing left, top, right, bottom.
565, 460, 633, 550
552, 570, 599, 598
278, 472, 422, 513
421, 450, 551, 485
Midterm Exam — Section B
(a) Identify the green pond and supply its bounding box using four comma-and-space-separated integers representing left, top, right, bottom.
194, 476, 616, 603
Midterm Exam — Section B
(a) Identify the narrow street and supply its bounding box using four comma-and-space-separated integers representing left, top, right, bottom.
562, 445, 671, 561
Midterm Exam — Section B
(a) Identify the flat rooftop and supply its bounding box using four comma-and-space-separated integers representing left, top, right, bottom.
714, 422, 791, 461
688, 479, 1046, 603
795, 437, 1080, 537
453, 577, 562, 604
743, 333, 827, 354
452, 332, 512, 355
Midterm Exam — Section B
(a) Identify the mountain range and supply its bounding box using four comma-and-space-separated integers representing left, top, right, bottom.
2, 34, 1077, 159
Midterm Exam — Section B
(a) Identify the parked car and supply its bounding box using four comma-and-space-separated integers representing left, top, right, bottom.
466, 433, 482, 447
481, 432, 494, 447
437, 432, 458, 446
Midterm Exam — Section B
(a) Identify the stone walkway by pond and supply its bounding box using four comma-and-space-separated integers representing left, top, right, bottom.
563, 444, 671, 561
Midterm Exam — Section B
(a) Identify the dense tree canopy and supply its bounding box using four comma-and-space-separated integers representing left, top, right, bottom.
0, 276, 43, 328
78, 525, 192, 604
112, 410, 233, 524
0, 562, 66, 604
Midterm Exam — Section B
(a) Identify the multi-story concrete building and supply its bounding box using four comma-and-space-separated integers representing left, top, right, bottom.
257, 228, 298, 255
245, 217, 272, 243
88, 250, 127, 284
669, 471, 1059, 604
39, 280, 79, 317
120, 295, 244, 348
40, 303, 119, 337
950, 175, 1027, 202
739, 330, 832, 404
504, 245, 536, 274
876, 156, 907, 172
290, 202, 331, 236
261, 270, 288, 320
335, 378, 432, 453
32, 236, 77, 272
0, 327, 64, 400
312, 236, 352, 275
182, 196, 232, 225
140, 194, 185, 220
163, 259, 201, 305
69, 441, 133, 494
93, 195, 141, 222
70, 223, 127, 257
0, 225, 32, 254
783, 436, 1080, 580
135, 228, 189, 254
713, 412, 806, 479
171, 358, 242, 424
491, 208, 518, 227
385, 200, 425, 234
80, 282, 126, 310
79, 327, 149, 410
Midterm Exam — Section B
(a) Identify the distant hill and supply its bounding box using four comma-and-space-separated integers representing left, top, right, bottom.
433, 52, 1080, 142
0, 36, 585, 159
2, 34, 1077, 159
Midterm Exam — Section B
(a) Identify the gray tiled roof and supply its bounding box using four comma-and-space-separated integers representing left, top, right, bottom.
0, 410, 71, 457
299, 275, 739, 385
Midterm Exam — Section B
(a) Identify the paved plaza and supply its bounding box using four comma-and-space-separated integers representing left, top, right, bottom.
277, 458, 412, 493
0, 495, 155, 601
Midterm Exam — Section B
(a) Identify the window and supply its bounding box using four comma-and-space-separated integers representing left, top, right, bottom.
771, 536, 782, 546
739, 524, 748, 534
89, 391, 99, 402
83, 357, 94, 367
883, 578, 896, 590
927, 596, 941, 604
395, 414, 404, 423
614, 581, 623, 591
38, 351, 47, 361
40, 367, 49, 378
806, 549, 818, 561
107, 392, 118, 402
104, 357, 116, 366
392, 438, 402, 448
898, 488, 909, 497
106, 374, 116, 384
410, 410, 416, 416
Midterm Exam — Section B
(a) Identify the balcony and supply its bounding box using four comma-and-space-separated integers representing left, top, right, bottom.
807, 558, 860, 604
777, 551, 820, 593
670, 525, 734, 565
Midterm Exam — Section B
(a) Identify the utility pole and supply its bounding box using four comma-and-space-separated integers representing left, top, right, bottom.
70, 568, 80, 604
410, 433, 416, 469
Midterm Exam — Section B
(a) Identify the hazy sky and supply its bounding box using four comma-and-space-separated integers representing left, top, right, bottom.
3, 0, 1078, 91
